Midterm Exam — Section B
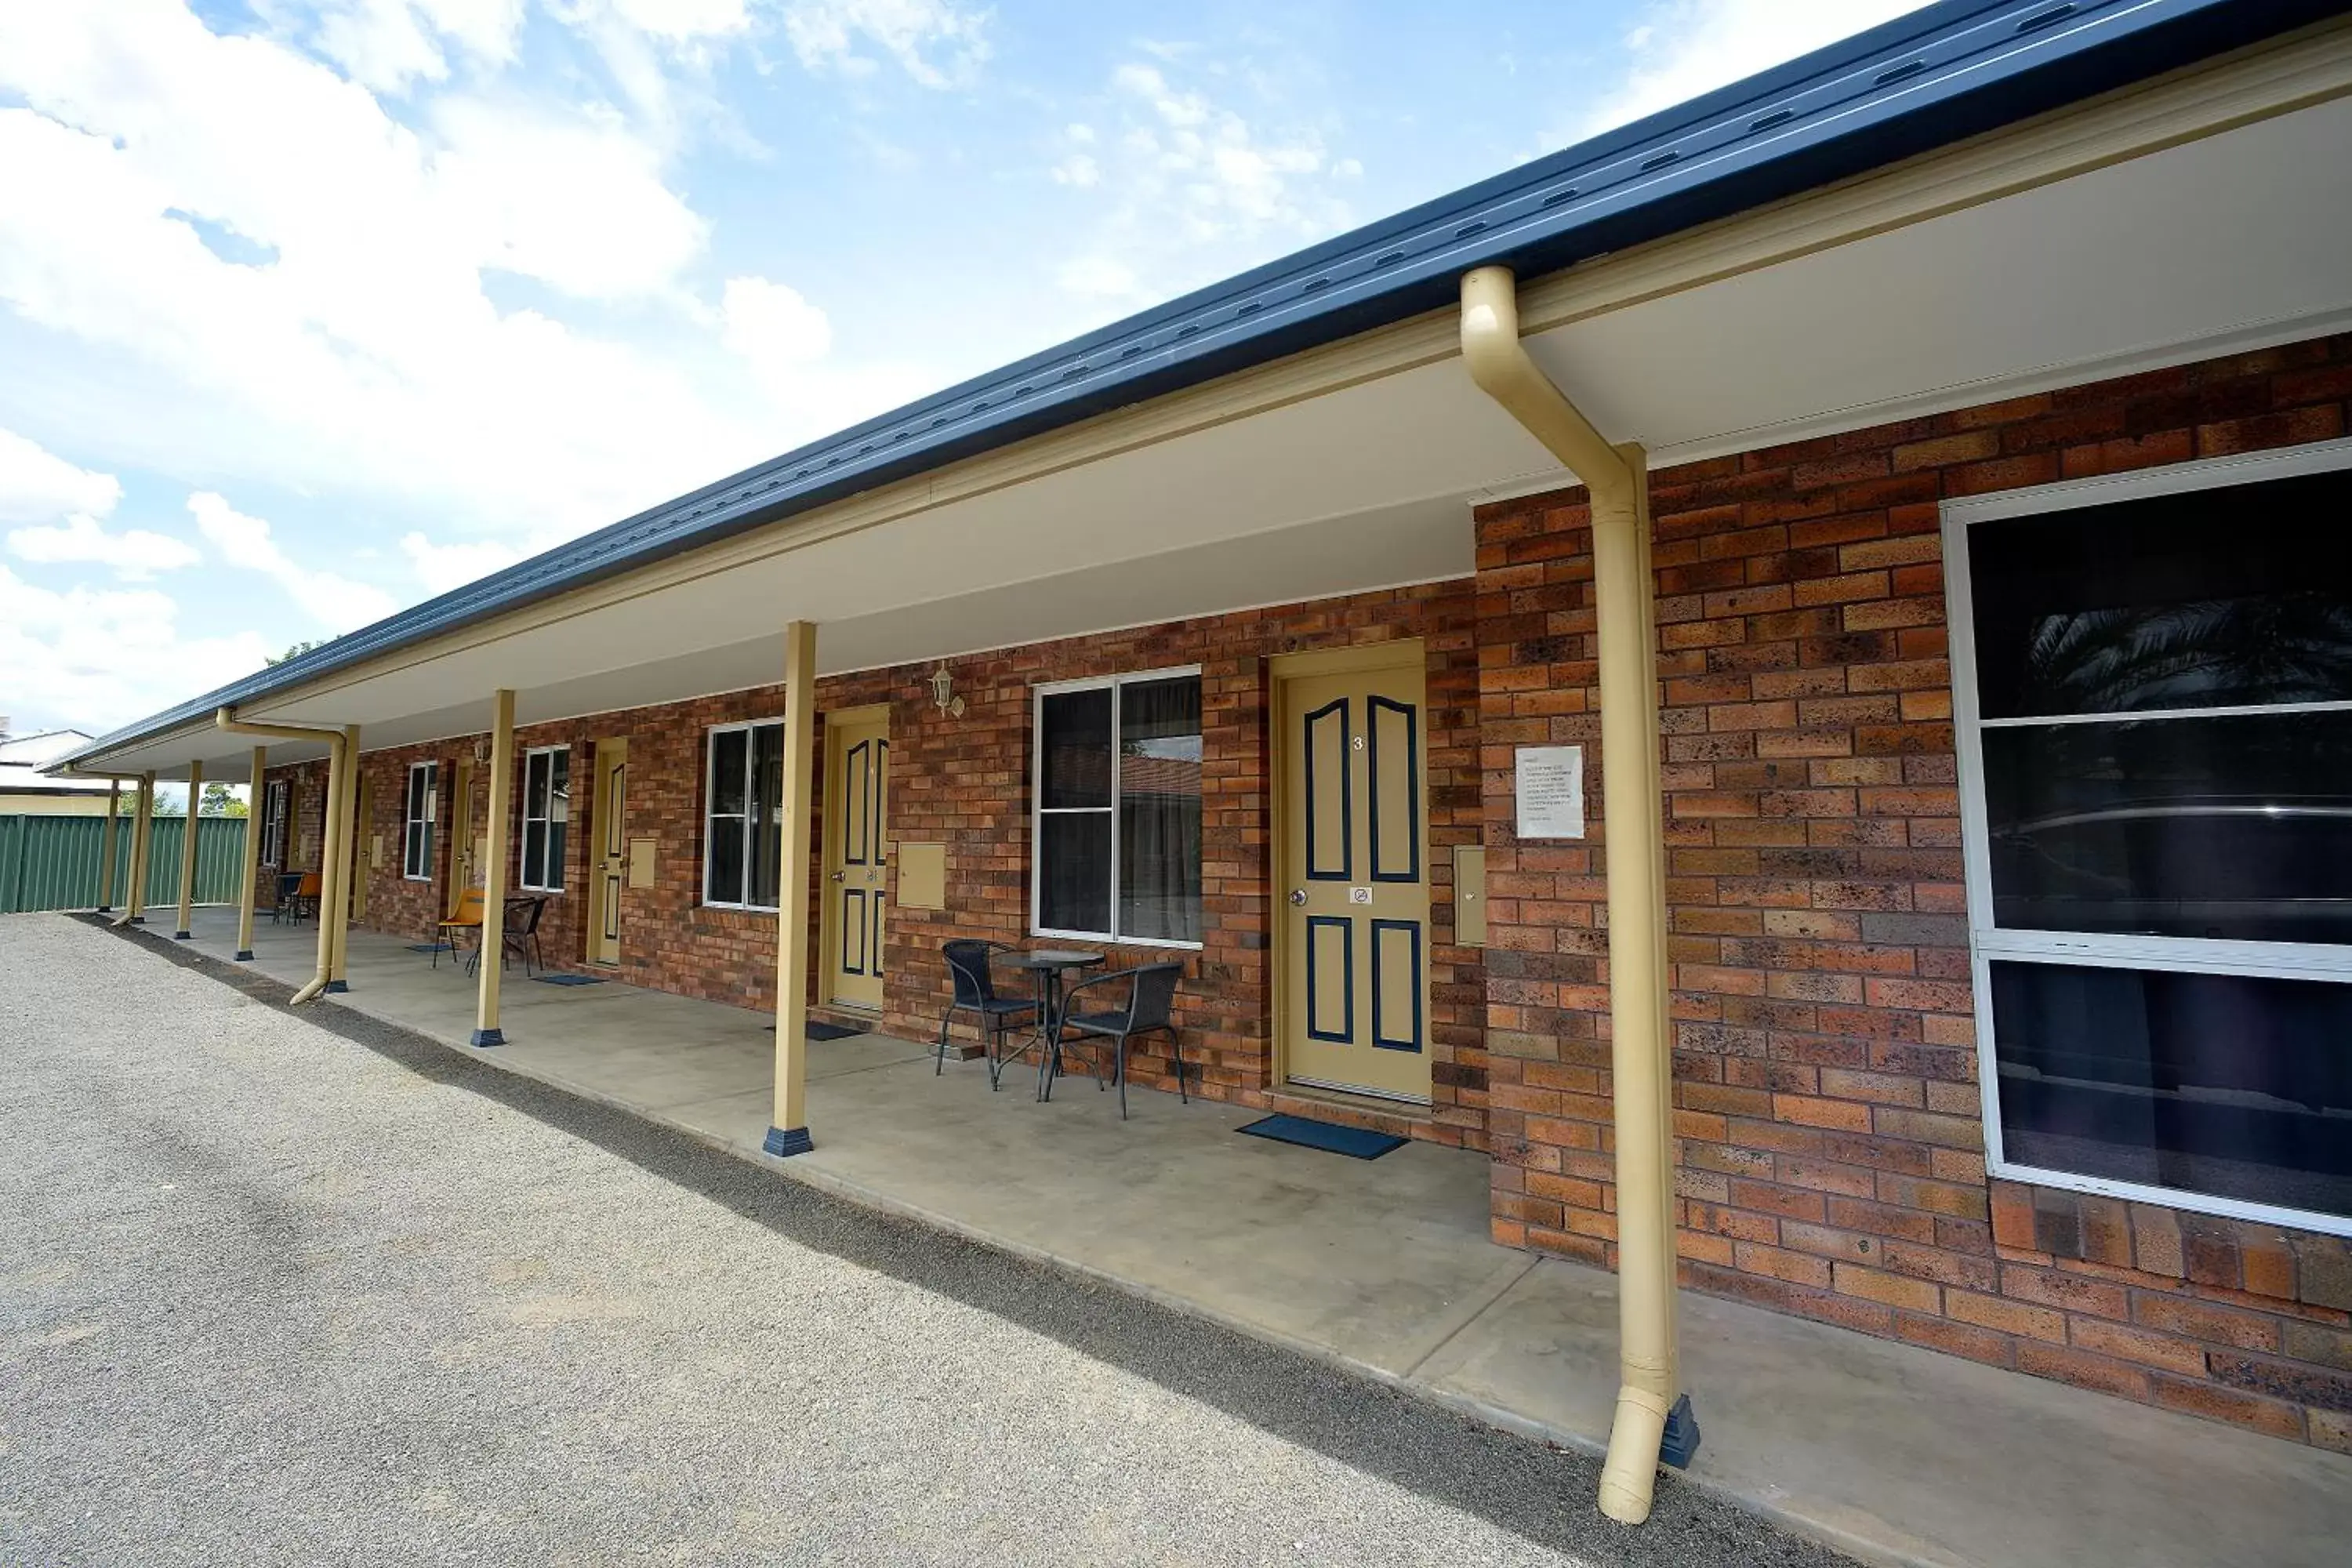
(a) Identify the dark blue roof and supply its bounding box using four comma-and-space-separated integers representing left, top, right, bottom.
76, 0, 2350, 761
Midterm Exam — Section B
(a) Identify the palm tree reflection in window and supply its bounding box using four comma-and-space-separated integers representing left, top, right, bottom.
2020, 596, 2352, 715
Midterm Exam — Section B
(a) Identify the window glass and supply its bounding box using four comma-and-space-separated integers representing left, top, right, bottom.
1041, 688, 1112, 808
1966, 469, 2352, 720
1984, 711, 2352, 944
704, 723, 782, 907
1116, 676, 1203, 942
712, 729, 747, 816
751, 724, 785, 909
1958, 455, 2352, 1232
707, 815, 746, 908
521, 749, 567, 891
404, 764, 435, 880
544, 750, 568, 887
1038, 811, 1112, 935
1989, 960, 2352, 1221
1035, 673, 1201, 942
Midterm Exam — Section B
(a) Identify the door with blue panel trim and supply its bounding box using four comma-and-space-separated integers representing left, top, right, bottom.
1278, 652, 1431, 1103
824, 711, 891, 1010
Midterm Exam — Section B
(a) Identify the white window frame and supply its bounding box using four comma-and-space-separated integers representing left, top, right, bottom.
261, 779, 289, 868
1030, 664, 1205, 951
702, 717, 784, 913
1943, 434, 2352, 1238
402, 761, 437, 882
518, 744, 568, 894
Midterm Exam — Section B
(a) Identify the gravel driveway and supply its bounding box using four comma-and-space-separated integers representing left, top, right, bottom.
0, 914, 1846, 1566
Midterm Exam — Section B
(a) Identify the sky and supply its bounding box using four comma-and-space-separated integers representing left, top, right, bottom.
0, 0, 1933, 741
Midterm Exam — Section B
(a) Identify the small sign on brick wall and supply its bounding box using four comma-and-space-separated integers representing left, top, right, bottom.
1514, 745, 1586, 839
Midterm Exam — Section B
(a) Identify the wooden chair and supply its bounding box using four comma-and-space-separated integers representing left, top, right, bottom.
435, 887, 485, 971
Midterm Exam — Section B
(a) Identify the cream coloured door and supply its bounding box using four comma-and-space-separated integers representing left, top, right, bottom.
448, 758, 477, 916
823, 711, 889, 1010
1278, 650, 1432, 1103
587, 739, 627, 967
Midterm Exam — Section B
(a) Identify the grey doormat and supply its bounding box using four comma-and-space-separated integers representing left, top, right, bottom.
532, 974, 606, 986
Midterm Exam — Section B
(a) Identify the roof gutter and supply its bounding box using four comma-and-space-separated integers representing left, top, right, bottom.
1461, 266, 1690, 1525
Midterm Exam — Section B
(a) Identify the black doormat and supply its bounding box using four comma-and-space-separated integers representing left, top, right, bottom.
406, 942, 457, 953
762, 1020, 869, 1040
532, 973, 606, 986
1236, 1113, 1406, 1160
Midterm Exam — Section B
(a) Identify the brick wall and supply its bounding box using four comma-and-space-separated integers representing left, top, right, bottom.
1474, 331, 2352, 1448
270, 579, 1486, 1142
859, 581, 1485, 1139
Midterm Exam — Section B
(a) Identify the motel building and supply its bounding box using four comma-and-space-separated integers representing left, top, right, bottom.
50, 0, 2352, 1523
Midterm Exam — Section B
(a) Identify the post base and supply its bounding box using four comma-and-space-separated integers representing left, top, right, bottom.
764, 1126, 814, 1158
174, 931, 191, 941
324, 979, 349, 993
1661, 1393, 1702, 1470
234, 950, 255, 962
470, 1028, 504, 1048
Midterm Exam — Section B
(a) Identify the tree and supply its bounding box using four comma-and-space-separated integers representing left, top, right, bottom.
200, 781, 246, 817
267, 639, 325, 666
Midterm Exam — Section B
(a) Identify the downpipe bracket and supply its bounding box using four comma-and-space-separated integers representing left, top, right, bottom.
1661, 1393, 1702, 1470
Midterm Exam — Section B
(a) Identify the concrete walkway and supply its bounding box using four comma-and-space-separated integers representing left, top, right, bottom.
162, 906, 2352, 1566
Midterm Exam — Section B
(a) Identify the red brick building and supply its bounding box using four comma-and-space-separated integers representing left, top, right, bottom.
60, 0, 2352, 1496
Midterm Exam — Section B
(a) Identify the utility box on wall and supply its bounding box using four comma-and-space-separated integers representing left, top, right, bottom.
1454, 845, 1486, 946
897, 842, 946, 910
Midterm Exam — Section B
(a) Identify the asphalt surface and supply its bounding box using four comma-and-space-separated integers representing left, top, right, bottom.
0, 913, 1851, 1566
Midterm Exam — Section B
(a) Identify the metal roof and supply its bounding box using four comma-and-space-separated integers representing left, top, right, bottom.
64, 0, 2352, 768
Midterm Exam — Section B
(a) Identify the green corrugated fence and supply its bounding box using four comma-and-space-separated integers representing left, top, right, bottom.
0, 815, 253, 916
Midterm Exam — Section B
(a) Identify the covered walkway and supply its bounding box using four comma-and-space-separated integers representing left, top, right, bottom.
164, 906, 2352, 1568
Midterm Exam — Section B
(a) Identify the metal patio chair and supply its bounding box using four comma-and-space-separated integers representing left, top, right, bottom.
500, 895, 548, 977
273, 870, 318, 927
1052, 962, 1187, 1120
938, 939, 1037, 1085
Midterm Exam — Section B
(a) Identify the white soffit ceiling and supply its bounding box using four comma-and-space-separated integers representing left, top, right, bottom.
1528, 94, 2352, 459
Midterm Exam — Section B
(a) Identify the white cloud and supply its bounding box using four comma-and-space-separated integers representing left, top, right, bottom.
0, 563, 272, 733
0, 2, 794, 550
275, 0, 527, 94
7, 513, 200, 581
189, 491, 398, 632
606, 0, 751, 43
1573, 0, 1935, 137
399, 529, 523, 593
0, 426, 121, 522
1047, 58, 1351, 312
428, 94, 709, 300
722, 274, 833, 371
782, 0, 990, 89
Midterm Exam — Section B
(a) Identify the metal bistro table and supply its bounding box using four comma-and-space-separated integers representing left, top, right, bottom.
998, 948, 1105, 1102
